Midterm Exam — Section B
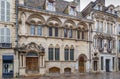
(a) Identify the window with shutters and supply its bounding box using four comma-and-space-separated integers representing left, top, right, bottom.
0, 0, 10, 22
0, 27, 11, 48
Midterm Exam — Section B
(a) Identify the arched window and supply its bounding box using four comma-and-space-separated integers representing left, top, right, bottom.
69, 7, 76, 16
55, 45, 60, 60
49, 27, 53, 36
64, 28, 68, 38
64, 45, 74, 61
0, 27, 11, 48
48, 45, 54, 60
82, 31, 84, 40
69, 29, 73, 38
55, 27, 58, 37
64, 46, 69, 61
30, 25, 35, 35
99, 38, 104, 48
46, 0, 55, 11
77, 30, 80, 39
70, 46, 74, 60
93, 38, 97, 48
0, 0, 10, 22
37, 25, 42, 36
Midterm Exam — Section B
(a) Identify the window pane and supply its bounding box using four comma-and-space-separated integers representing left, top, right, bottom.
1, 1, 5, 21
1, 28, 4, 43
64, 49, 69, 61
64, 28, 68, 37
70, 49, 74, 60
30, 25, 35, 35
55, 48, 60, 60
37, 25, 42, 36
101, 57, 103, 70
69, 29, 72, 38
82, 32, 84, 39
55, 27, 58, 37
77, 30, 80, 39
6, 2, 10, 22
49, 27, 52, 36
99, 21, 103, 32
48, 48, 53, 60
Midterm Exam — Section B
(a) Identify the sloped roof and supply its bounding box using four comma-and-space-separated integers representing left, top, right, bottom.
24, 0, 70, 13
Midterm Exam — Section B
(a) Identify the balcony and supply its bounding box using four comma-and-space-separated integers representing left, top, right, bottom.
0, 43, 12, 48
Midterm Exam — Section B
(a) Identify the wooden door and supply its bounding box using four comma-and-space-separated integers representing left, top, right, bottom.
79, 57, 85, 73
26, 57, 38, 72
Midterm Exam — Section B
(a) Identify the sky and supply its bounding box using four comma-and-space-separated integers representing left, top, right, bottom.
65, 0, 120, 11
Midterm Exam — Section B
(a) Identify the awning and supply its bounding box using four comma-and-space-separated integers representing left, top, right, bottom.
3, 55, 13, 60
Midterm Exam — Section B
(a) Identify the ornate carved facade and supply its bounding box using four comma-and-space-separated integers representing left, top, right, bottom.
17, 0, 93, 76
82, 0, 118, 72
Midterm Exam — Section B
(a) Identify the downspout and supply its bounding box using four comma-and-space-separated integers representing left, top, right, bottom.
15, 0, 19, 77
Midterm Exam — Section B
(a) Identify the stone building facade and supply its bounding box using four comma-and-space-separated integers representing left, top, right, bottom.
82, 0, 118, 72
17, 0, 93, 76
0, 0, 18, 78
0, 0, 120, 78
115, 6, 120, 71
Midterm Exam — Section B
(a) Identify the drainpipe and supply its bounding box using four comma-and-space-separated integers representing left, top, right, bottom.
15, 0, 19, 77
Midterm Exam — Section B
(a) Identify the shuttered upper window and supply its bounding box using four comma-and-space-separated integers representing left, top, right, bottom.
0, 0, 10, 22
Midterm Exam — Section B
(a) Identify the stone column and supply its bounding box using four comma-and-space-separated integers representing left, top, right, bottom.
20, 54, 22, 67
43, 56, 45, 67
23, 55, 26, 67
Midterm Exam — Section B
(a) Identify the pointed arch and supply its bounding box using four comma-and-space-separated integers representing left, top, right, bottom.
49, 67, 60, 73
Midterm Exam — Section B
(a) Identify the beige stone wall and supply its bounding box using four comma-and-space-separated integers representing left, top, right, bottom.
0, 0, 16, 78
17, 8, 91, 75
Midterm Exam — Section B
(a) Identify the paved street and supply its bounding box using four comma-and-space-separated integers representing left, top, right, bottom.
9, 72, 120, 79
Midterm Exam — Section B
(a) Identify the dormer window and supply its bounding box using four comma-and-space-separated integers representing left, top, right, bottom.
110, 8, 113, 13
98, 5, 102, 11
46, 0, 55, 11
69, 6, 76, 16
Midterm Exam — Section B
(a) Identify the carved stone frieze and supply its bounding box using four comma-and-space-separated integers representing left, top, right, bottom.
18, 42, 45, 55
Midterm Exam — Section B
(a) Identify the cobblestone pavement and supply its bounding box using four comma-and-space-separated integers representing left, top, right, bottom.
8, 72, 120, 79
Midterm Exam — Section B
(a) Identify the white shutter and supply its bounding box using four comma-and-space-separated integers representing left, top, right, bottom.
6, 1, 10, 22
1, 28, 4, 43
1, 0, 5, 21
0, 28, 1, 43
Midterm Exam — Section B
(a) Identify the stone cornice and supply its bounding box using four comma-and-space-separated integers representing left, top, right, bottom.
18, 5, 93, 24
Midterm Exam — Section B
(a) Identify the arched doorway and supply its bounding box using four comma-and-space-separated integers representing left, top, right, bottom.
79, 54, 87, 73
49, 67, 60, 73
26, 52, 39, 73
